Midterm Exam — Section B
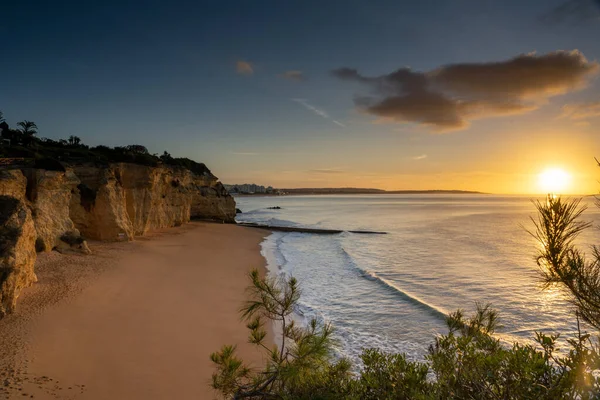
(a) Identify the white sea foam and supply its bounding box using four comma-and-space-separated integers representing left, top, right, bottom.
239, 194, 600, 365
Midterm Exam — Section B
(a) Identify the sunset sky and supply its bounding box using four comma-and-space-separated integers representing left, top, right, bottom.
2, 0, 600, 194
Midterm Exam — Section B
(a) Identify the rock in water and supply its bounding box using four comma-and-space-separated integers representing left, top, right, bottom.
0, 195, 37, 318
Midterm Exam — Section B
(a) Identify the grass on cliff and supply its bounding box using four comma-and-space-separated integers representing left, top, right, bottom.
0, 114, 213, 176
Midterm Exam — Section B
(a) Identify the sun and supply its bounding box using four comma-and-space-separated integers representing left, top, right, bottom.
538, 168, 571, 194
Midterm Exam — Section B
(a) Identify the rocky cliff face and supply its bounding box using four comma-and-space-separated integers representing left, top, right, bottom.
69, 165, 135, 241
191, 181, 236, 222
0, 195, 37, 318
21, 168, 88, 253
69, 163, 235, 240
0, 161, 235, 317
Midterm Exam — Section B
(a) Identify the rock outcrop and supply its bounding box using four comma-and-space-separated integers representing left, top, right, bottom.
70, 165, 135, 241
0, 159, 234, 317
1, 162, 234, 247
0, 195, 37, 317
69, 163, 235, 240
119, 164, 193, 236
0, 170, 27, 199
191, 181, 236, 222
21, 168, 88, 252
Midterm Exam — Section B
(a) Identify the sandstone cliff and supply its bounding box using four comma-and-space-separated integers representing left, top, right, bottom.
0, 195, 37, 317
69, 163, 235, 240
0, 161, 235, 317
1, 163, 235, 246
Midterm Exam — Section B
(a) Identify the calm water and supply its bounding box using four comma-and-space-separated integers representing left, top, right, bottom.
235, 194, 600, 363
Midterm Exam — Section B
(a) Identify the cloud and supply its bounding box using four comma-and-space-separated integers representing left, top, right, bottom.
333, 50, 598, 131
292, 98, 346, 127
309, 168, 345, 174
230, 151, 260, 156
412, 154, 427, 160
280, 70, 305, 81
540, 0, 600, 24
236, 60, 254, 75
561, 101, 600, 119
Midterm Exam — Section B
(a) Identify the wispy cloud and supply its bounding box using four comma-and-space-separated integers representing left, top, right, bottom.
292, 98, 345, 127
309, 168, 346, 174
230, 151, 260, 156
412, 154, 428, 160
540, 0, 600, 24
561, 101, 600, 119
236, 60, 254, 75
280, 70, 305, 81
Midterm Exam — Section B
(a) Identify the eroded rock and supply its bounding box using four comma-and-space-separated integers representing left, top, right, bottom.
70, 166, 135, 241
0, 170, 26, 200
22, 169, 82, 252
0, 195, 37, 318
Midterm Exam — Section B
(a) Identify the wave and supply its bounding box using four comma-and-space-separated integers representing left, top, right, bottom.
341, 247, 448, 321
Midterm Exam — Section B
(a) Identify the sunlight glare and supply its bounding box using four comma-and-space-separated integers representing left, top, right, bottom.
538, 168, 571, 194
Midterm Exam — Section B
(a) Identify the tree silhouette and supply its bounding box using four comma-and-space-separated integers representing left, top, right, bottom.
16, 120, 38, 146
0, 111, 4, 123
17, 120, 37, 136
124, 144, 149, 154
68, 135, 81, 146
160, 150, 173, 163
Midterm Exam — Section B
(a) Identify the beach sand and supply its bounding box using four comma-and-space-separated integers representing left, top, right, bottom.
0, 222, 271, 399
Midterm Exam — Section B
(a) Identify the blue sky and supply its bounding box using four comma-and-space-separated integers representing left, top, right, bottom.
2, 0, 600, 193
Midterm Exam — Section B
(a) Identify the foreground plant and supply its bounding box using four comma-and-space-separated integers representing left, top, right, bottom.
212, 161, 600, 399
210, 270, 353, 399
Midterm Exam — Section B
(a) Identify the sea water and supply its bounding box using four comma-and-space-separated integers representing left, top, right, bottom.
234, 194, 600, 363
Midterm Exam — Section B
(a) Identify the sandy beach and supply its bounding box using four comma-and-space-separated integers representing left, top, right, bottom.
0, 222, 270, 399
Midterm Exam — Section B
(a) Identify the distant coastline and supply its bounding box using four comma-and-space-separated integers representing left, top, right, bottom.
236, 188, 487, 196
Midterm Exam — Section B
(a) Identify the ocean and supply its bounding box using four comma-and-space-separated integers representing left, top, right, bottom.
234, 194, 600, 363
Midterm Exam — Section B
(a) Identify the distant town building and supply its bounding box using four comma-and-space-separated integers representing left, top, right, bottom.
224, 183, 283, 195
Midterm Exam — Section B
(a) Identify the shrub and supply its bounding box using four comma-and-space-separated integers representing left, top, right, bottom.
212, 160, 600, 399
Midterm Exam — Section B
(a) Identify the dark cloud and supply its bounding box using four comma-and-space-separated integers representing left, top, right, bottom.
280, 70, 305, 81
332, 50, 598, 131
540, 0, 600, 24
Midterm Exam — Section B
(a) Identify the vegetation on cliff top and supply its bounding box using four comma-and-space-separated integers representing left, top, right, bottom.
0, 111, 212, 176
211, 161, 600, 399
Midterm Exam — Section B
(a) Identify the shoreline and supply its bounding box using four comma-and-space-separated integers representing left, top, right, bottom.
0, 222, 271, 399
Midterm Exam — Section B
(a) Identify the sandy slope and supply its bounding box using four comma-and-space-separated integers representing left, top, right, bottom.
0, 222, 270, 399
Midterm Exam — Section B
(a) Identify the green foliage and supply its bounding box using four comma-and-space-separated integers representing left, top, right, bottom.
531, 194, 600, 331
0, 112, 213, 175
212, 275, 600, 399
212, 162, 600, 399
349, 349, 430, 399
428, 308, 600, 399
211, 270, 353, 399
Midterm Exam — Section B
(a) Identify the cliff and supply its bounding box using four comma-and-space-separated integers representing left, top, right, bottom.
69, 163, 235, 240
0, 162, 235, 317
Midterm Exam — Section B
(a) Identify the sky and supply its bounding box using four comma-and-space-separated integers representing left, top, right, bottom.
2, 0, 600, 194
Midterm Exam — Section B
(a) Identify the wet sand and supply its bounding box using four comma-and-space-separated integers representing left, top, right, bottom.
0, 222, 270, 399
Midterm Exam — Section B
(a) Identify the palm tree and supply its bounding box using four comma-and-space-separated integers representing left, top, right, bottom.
17, 120, 37, 136
17, 120, 38, 147
68, 135, 81, 146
